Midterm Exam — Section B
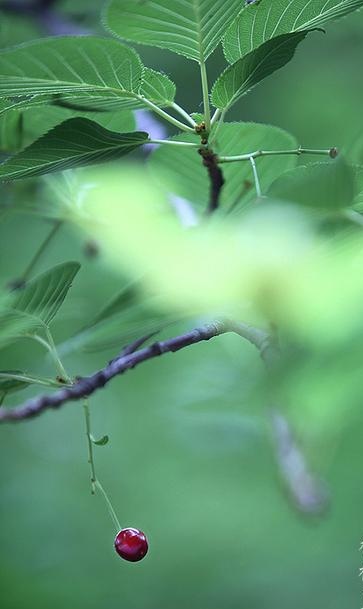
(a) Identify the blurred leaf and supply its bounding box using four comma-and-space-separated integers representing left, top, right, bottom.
105, 0, 242, 62
88, 282, 141, 327
0, 37, 143, 107
140, 68, 176, 107
12, 261, 80, 326
224, 0, 363, 62
0, 309, 41, 350
212, 32, 310, 111
90, 434, 109, 446
149, 122, 298, 211
0, 119, 149, 180
268, 158, 356, 209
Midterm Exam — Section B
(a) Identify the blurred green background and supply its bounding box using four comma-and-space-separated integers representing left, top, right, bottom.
1, 3, 363, 608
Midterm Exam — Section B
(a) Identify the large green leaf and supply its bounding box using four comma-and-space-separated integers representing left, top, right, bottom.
267, 158, 356, 209
0, 37, 143, 108
212, 31, 310, 111
0, 118, 149, 180
104, 0, 243, 62
12, 261, 80, 326
149, 122, 298, 211
224, 0, 363, 63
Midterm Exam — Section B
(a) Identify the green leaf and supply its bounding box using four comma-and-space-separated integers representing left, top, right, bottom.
0, 118, 149, 180
90, 434, 109, 446
139, 68, 176, 107
224, 0, 363, 63
149, 122, 298, 211
104, 0, 243, 62
267, 158, 356, 209
12, 261, 80, 326
212, 31, 310, 111
0, 37, 143, 107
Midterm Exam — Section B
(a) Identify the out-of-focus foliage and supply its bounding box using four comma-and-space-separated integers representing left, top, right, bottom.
1, 2, 363, 609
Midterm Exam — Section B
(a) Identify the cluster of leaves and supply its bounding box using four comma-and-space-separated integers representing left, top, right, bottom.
1, 0, 363, 406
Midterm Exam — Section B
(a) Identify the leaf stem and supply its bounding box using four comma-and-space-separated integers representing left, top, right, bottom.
45, 327, 70, 382
250, 156, 262, 197
210, 108, 221, 127
199, 61, 211, 132
0, 371, 65, 388
171, 102, 196, 127
209, 108, 227, 147
148, 139, 199, 147
218, 147, 337, 163
135, 95, 195, 133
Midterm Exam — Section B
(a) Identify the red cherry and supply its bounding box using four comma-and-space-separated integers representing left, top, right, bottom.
114, 528, 148, 562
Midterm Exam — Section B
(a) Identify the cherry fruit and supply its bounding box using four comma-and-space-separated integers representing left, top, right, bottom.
114, 528, 148, 562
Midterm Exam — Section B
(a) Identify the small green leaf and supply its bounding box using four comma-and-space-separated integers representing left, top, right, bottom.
223, 0, 363, 63
139, 68, 176, 107
105, 0, 243, 62
212, 31, 310, 111
90, 434, 109, 446
267, 158, 356, 210
12, 261, 80, 326
0, 118, 149, 180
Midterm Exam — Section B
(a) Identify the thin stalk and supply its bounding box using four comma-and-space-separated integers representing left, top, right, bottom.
250, 156, 262, 198
0, 371, 65, 388
82, 399, 121, 531
218, 147, 337, 164
171, 102, 196, 127
83, 399, 97, 494
199, 61, 211, 132
209, 108, 227, 147
210, 108, 221, 127
45, 327, 70, 382
21, 221, 62, 282
148, 139, 199, 148
136, 95, 195, 133
95, 480, 121, 532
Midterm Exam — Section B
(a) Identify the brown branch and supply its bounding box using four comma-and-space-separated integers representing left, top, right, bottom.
198, 148, 225, 214
0, 319, 270, 424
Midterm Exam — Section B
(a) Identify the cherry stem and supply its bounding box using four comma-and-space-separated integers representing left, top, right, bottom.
82, 398, 121, 531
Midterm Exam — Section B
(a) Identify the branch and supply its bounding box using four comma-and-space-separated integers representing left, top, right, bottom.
199, 148, 225, 214
0, 319, 270, 424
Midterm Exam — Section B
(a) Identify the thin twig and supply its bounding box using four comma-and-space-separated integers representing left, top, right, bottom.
218, 147, 338, 164
0, 319, 270, 423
